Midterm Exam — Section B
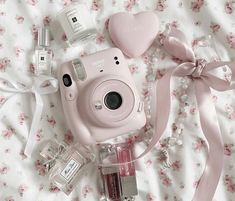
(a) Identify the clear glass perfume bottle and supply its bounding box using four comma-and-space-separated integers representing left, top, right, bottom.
41, 140, 94, 195
34, 27, 52, 75
57, 3, 97, 45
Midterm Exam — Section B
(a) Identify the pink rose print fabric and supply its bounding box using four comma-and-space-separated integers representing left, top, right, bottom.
0, 0, 235, 201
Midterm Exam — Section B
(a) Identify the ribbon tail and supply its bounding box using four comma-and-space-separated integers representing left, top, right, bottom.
192, 80, 224, 201
137, 69, 174, 159
24, 92, 44, 157
228, 61, 235, 89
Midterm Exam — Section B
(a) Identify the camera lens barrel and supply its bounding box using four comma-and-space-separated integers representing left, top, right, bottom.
104, 91, 122, 110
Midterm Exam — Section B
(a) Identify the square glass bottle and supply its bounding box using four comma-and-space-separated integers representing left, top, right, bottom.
41, 140, 94, 195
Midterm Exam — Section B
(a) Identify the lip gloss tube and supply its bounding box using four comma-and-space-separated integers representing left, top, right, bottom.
99, 144, 122, 201
101, 166, 122, 201
98, 143, 138, 201
116, 143, 138, 198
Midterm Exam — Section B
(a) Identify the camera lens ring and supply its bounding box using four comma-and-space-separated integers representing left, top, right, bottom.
89, 78, 136, 126
104, 91, 122, 110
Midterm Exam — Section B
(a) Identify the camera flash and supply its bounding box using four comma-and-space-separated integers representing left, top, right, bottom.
72, 59, 86, 81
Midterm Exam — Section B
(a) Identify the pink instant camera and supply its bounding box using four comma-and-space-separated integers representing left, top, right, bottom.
59, 48, 146, 145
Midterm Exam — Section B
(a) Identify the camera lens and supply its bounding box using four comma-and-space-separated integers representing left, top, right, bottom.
63, 74, 72, 87
104, 91, 122, 110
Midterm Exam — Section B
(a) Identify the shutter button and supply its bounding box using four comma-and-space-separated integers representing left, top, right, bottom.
137, 101, 144, 112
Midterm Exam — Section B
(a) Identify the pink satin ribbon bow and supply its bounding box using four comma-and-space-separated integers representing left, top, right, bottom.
154, 28, 235, 201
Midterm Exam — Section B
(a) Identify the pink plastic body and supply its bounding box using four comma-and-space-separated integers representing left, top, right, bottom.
59, 48, 146, 145
108, 11, 159, 58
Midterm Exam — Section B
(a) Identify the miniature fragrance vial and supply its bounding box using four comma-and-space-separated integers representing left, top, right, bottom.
41, 140, 94, 195
34, 27, 52, 75
57, 3, 96, 45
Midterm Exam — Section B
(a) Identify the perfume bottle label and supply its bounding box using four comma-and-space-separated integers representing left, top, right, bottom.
60, 159, 81, 182
66, 9, 84, 33
38, 51, 47, 66
37, 50, 50, 72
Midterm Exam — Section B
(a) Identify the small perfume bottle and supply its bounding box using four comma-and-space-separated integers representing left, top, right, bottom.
41, 140, 94, 195
34, 27, 52, 75
98, 143, 138, 201
57, 3, 96, 45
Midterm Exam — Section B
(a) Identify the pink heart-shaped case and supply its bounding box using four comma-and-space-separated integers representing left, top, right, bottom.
108, 11, 159, 58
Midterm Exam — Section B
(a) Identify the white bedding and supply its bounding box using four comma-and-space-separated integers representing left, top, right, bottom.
0, 0, 235, 201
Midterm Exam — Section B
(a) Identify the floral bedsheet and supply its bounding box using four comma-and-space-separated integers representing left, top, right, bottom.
0, 0, 235, 201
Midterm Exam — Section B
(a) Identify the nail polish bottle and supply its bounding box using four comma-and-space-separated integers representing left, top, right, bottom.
34, 27, 52, 75
41, 140, 94, 195
57, 3, 96, 45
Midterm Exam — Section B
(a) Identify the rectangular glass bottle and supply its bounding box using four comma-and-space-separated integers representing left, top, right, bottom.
34, 27, 52, 75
